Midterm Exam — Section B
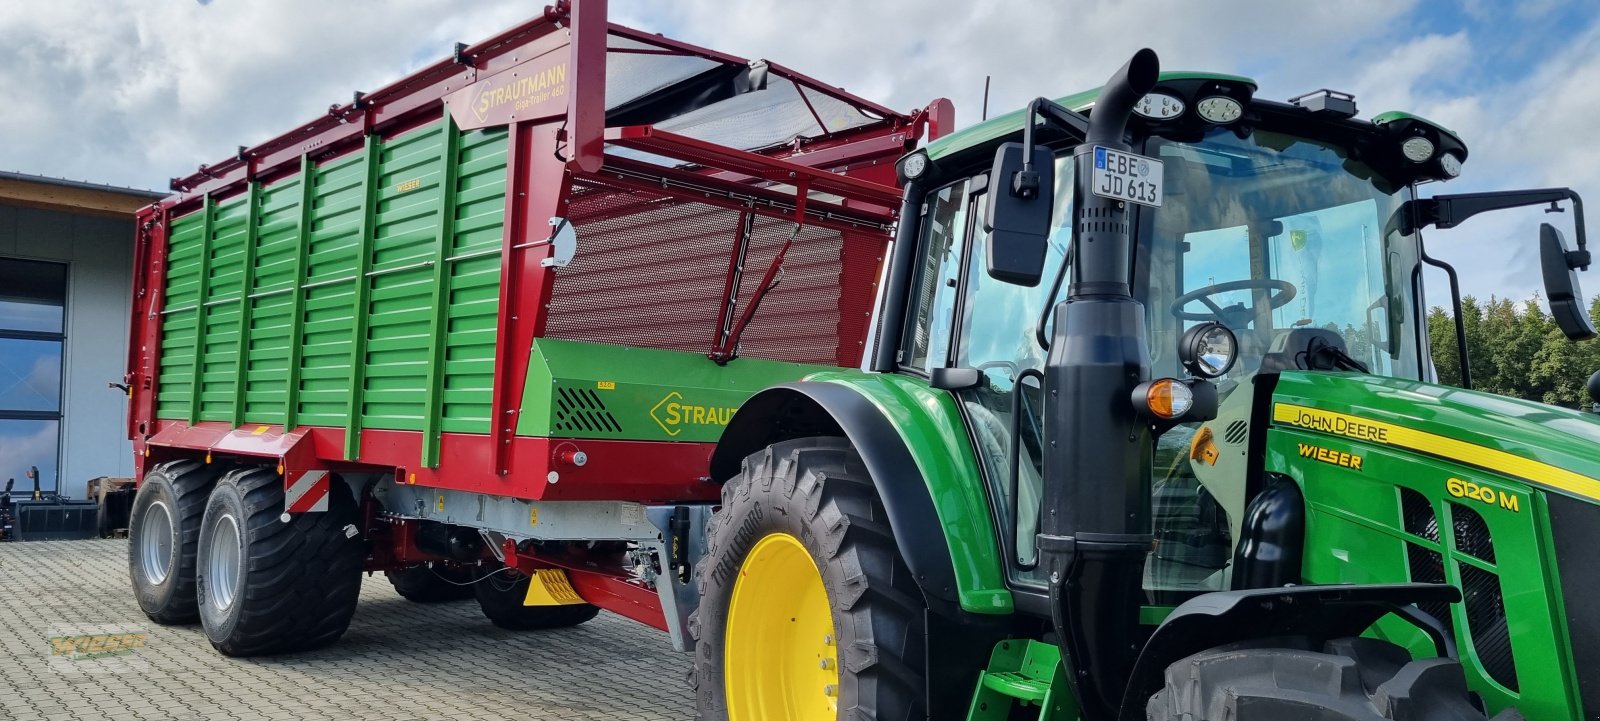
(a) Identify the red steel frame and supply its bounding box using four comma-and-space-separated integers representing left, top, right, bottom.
126, 0, 951, 620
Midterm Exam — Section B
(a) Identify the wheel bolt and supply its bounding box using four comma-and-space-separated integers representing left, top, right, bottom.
823, 634, 833, 646
823, 685, 837, 697
819, 658, 834, 670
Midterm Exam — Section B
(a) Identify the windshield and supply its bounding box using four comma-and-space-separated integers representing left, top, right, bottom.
1144, 127, 1422, 381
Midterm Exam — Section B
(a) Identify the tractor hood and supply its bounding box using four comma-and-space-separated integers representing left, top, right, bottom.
1271, 371, 1600, 504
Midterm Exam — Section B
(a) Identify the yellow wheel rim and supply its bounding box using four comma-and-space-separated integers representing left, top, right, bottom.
725, 532, 839, 721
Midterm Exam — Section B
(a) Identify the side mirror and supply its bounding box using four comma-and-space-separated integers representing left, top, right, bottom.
982, 142, 1054, 287
1541, 223, 1597, 341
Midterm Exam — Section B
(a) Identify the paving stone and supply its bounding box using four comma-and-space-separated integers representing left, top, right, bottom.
0, 539, 693, 719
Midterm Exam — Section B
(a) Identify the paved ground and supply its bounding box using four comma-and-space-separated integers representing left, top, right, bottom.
0, 539, 693, 720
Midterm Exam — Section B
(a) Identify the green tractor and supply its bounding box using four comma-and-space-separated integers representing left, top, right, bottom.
693, 50, 1598, 720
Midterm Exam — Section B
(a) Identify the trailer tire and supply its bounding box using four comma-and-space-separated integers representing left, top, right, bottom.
1147, 636, 1505, 721
386, 565, 475, 603
473, 569, 601, 630
195, 467, 365, 656
691, 437, 926, 721
129, 459, 220, 625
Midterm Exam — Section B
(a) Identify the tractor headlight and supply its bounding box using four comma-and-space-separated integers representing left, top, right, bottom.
1439, 152, 1463, 178
1196, 96, 1243, 124
1180, 322, 1239, 379
897, 151, 930, 183
1401, 136, 1435, 163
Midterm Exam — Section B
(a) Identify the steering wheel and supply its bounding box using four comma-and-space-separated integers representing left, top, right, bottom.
1168, 279, 1298, 323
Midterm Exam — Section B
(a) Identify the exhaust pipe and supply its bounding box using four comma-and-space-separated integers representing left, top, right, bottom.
1038, 48, 1159, 720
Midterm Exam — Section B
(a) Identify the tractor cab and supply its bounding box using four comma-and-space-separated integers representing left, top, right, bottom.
870, 58, 1596, 720
888, 75, 1464, 600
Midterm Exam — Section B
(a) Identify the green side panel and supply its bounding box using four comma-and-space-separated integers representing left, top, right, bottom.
925, 70, 1257, 161
294, 151, 367, 429
805, 371, 1014, 615
240, 173, 306, 424
1270, 373, 1586, 720
154, 121, 508, 443
194, 196, 251, 422
438, 126, 509, 434
517, 339, 832, 442
155, 210, 208, 419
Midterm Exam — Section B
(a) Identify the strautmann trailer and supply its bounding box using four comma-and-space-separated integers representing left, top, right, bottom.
125, 3, 1600, 721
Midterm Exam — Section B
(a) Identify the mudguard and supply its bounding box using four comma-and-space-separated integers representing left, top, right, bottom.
712, 375, 1014, 615
1116, 582, 1462, 721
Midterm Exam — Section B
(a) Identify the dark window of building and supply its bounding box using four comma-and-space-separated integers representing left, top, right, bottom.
0, 258, 66, 492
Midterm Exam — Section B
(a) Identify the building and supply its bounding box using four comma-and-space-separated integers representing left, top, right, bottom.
0, 171, 164, 496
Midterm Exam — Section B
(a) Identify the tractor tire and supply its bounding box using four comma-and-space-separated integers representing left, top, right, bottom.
690, 437, 926, 721
1147, 636, 1515, 721
128, 459, 220, 624
195, 467, 365, 656
386, 565, 475, 603
473, 568, 601, 630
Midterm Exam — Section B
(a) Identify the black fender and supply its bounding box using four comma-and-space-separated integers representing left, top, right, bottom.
711, 382, 961, 611
1115, 582, 1463, 720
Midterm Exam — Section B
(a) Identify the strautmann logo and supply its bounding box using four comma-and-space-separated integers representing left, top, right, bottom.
650, 391, 739, 437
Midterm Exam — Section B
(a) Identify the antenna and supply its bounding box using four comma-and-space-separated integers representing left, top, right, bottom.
982, 75, 992, 121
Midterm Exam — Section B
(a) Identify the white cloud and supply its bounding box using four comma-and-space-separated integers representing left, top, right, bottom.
0, 0, 1595, 309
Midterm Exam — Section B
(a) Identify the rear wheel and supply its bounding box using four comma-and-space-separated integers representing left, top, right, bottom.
195, 467, 364, 656
1148, 636, 1506, 720
473, 568, 601, 630
128, 459, 219, 624
386, 565, 475, 603
691, 437, 926, 721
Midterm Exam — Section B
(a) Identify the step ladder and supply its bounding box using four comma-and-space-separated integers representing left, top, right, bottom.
965, 639, 1076, 721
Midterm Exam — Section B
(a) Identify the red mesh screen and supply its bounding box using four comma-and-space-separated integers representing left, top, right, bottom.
544, 178, 885, 367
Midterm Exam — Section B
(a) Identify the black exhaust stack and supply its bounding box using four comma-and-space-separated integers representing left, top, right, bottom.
1038, 48, 1160, 720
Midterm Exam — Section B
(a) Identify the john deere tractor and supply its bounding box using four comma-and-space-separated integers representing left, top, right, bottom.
694, 50, 1599, 720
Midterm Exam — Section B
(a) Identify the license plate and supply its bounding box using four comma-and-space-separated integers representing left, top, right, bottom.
1091, 146, 1163, 208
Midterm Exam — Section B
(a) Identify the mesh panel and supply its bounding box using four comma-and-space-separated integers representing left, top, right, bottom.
1400, 487, 1439, 541
1460, 563, 1518, 691
545, 178, 881, 366
1406, 543, 1454, 636
1450, 502, 1495, 564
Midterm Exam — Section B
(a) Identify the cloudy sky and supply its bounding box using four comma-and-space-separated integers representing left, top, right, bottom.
1, 0, 1595, 303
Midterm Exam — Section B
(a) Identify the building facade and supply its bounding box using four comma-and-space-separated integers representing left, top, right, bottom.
0, 172, 163, 496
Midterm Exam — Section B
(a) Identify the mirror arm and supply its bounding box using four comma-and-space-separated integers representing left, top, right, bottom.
1015, 97, 1091, 198
1408, 189, 1589, 269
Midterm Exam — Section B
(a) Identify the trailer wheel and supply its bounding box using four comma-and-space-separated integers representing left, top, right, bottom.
472, 569, 601, 630
691, 437, 926, 721
195, 467, 364, 656
128, 459, 220, 624
1147, 636, 1505, 720
386, 565, 475, 603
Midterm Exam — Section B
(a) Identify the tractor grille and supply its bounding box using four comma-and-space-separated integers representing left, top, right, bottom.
1450, 503, 1495, 564
552, 386, 622, 435
1405, 543, 1455, 636
1223, 420, 1249, 446
1401, 488, 1440, 541
1548, 492, 1600, 718
1459, 563, 1517, 691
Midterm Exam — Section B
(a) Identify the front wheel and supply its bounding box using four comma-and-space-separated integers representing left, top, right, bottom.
691, 437, 926, 721
1148, 636, 1509, 720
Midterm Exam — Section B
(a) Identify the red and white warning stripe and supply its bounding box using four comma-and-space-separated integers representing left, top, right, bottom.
284, 469, 330, 513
